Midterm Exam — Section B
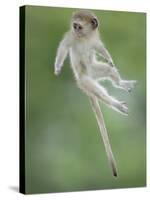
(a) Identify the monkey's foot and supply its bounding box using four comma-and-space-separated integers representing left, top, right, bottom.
120, 80, 137, 92
114, 101, 128, 116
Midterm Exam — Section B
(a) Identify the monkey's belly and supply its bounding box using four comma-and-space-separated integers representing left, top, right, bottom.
71, 62, 88, 79
69, 49, 92, 79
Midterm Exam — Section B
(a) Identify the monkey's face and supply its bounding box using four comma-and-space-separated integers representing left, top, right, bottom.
71, 10, 99, 38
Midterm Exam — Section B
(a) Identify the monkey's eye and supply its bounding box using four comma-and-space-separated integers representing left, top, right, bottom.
91, 18, 98, 29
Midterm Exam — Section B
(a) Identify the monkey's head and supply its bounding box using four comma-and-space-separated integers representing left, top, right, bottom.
71, 10, 99, 38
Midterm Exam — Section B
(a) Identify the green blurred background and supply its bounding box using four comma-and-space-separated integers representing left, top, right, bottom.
24, 6, 146, 194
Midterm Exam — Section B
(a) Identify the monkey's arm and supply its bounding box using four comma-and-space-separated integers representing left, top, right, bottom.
94, 41, 115, 67
54, 32, 71, 75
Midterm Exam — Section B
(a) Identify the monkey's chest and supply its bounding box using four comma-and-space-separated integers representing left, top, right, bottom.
71, 44, 93, 64
69, 45, 93, 78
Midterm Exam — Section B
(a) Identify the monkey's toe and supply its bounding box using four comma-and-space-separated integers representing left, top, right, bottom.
121, 101, 127, 106
120, 80, 137, 93
117, 102, 128, 116
127, 88, 132, 93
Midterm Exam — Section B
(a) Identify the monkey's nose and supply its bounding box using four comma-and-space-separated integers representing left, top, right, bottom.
73, 23, 82, 30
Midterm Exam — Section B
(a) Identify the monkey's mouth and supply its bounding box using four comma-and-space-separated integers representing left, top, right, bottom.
75, 31, 83, 37
73, 29, 84, 37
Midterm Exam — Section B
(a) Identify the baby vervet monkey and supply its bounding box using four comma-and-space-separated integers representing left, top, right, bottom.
54, 10, 136, 177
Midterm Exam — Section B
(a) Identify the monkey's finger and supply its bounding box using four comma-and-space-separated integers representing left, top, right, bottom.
107, 60, 115, 67
54, 69, 61, 76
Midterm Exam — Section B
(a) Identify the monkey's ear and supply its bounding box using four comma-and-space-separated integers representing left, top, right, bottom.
91, 17, 99, 29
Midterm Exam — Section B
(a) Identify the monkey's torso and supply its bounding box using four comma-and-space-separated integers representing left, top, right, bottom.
69, 32, 97, 80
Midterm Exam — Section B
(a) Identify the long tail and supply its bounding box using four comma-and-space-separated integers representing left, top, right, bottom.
89, 95, 118, 177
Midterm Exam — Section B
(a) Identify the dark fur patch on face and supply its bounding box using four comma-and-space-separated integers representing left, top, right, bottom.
72, 10, 99, 29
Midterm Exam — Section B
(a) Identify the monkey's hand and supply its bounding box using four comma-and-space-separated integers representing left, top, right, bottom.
102, 56, 115, 67
54, 66, 61, 76
107, 59, 115, 67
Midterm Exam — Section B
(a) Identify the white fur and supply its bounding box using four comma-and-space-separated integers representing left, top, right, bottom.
54, 15, 136, 176
55, 29, 136, 114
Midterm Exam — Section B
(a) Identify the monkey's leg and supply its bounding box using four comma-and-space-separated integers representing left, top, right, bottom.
89, 95, 118, 177
77, 75, 128, 115
91, 62, 136, 92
